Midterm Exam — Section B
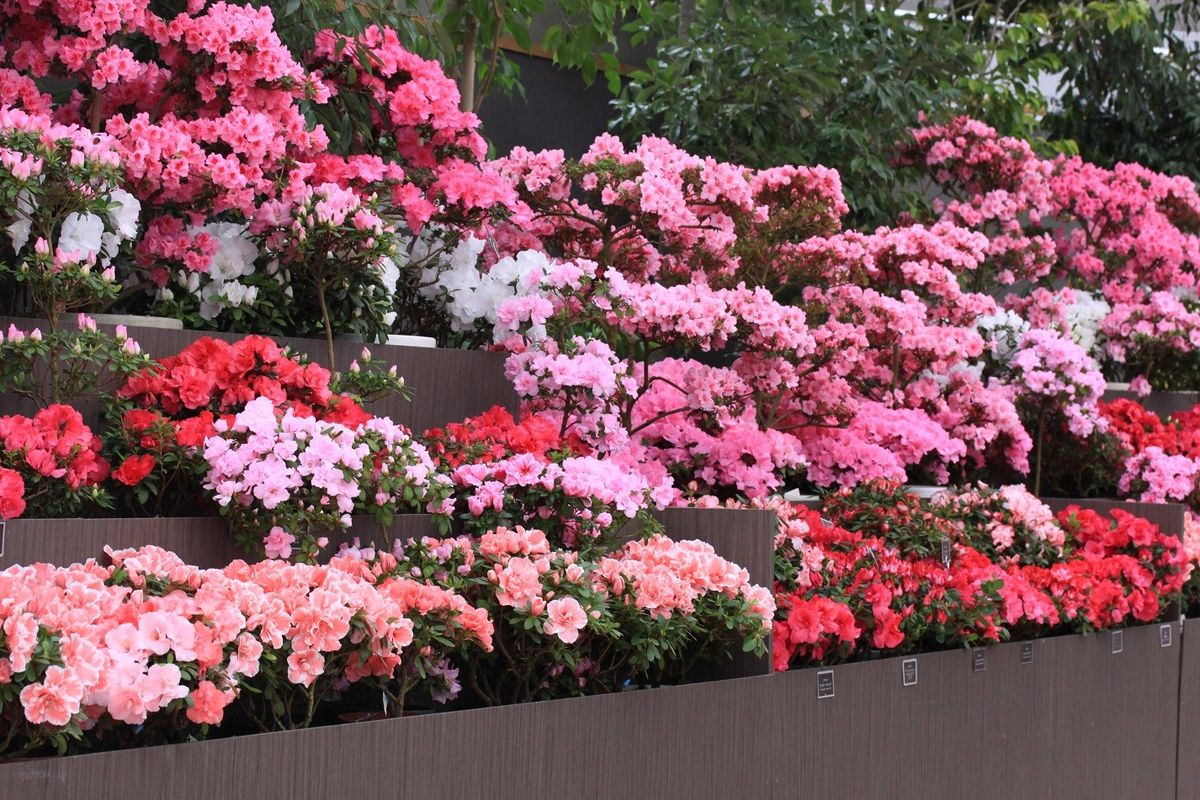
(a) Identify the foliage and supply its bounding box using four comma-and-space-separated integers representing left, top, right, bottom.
1041, 0, 1200, 181
613, 0, 1009, 225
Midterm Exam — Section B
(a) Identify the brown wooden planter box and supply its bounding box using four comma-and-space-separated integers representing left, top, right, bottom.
1042, 497, 1187, 538
0, 316, 516, 432
1104, 388, 1199, 420
1178, 617, 1200, 800
0, 622, 1179, 800
0, 515, 443, 570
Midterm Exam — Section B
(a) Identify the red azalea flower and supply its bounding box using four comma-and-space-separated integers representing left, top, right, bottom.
113, 454, 156, 486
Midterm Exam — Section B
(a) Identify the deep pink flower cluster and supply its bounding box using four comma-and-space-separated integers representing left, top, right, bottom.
0, 405, 109, 518
902, 115, 1200, 394
493, 133, 846, 284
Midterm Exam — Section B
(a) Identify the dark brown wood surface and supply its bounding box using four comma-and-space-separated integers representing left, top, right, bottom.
0, 514, 443, 569
1043, 497, 1187, 538
1104, 389, 1200, 420
0, 623, 1179, 800
1179, 618, 1200, 800
0, 316, 516, 432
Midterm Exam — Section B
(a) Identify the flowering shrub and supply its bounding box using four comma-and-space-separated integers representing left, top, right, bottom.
427, 406, 669, 550
423, 405, 566, 469
933, 483, 1066, 567
203, 397, 451, 561
351, 525, 772, 704
0, 545, 491, 756
901, 114, 1200, 394
0, 108, 137, 326
1000, 328, 1107, 493
107, 335, 375, 514
0, 315, 152, 407
772, 496, 1009, 671
768, 484, 1188, 670
0, 404, 109, 518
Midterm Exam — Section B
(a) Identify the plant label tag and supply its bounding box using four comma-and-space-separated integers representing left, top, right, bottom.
940, 536, 951, 567
1161, 624, 1173, 648
817, 670, 835, 700
902, 658, 918, 687
1111, 630, 1124, 654
0, 519, 5, 558
972, 648, 986, 673
1020, 642, 1033, 665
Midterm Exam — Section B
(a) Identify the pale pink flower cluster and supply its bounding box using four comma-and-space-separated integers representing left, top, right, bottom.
957, 484, 1067, 555
1118, 447, 1200, 505
473, 526, 774, 642
451, 453, 670, 540
203, 397, 447, 553
0, 545, 489, 738
595, 535, 775, 626
505, 336, 635, 453
1102, 291, 1200, 366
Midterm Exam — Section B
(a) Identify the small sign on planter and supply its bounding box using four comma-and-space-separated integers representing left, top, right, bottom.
902, 658, 918, 687
940, 536, 951, 567
1161, 624, 1173, 648
1020, 642, 1034, 665
1111, 630, 1124, 654
972, 648, 986, 673
817, 670, 835, 700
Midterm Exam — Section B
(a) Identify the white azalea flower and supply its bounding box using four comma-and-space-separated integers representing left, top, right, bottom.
59, 212, 104, 257
5, 189, 36, 252
106, 188, 141, 240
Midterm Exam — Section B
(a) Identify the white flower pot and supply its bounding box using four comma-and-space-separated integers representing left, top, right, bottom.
781, 489, 822, 504
903, 485, 948, 500
1105, 381, 1131, 392
90, 313, 183, 330
386, 334, 436, 349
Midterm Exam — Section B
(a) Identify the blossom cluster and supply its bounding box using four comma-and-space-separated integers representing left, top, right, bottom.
902, 115, 1200, 394
0, 544, 490, 757
347, 524, 772, 704
203, 397, 451, 561
766, 482, 1188, 671
0, 405, 109, 518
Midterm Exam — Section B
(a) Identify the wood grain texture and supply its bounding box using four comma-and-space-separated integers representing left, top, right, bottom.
0, 316, 516, 432
1179, 618, 1200, 800
643, 507, 776, 678
1042, 497, 1187, 538
0, 515, 442, 569
1104, 389, 1200, 419
0, 623, 1179, 800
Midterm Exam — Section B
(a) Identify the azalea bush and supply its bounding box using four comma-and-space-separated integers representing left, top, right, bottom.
0, 316, 152, 407
203, 397, 451, 562
0, 545, 492, 757
106, 335, 377, 516
428, 407, 670, 551
0, 108, 136, 327
900, 114, 1200, 396
767, 482, 1189, 672
0, 404, 110, 518
0, 3, 517, 341
344, 525, 773, 705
